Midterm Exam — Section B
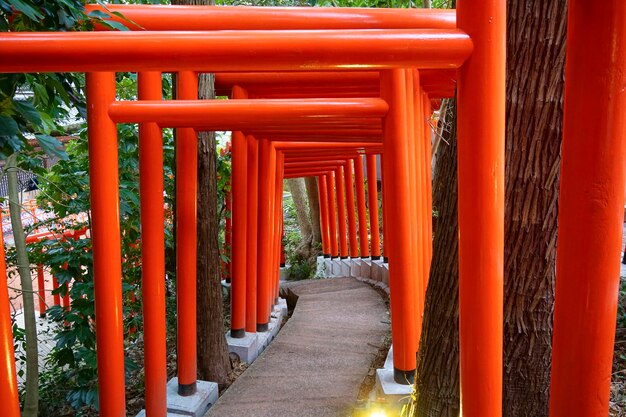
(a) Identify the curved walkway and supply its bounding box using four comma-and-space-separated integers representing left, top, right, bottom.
205, 277, 389, 417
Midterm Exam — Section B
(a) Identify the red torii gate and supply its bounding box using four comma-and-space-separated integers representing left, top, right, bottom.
0, 2, 623, 417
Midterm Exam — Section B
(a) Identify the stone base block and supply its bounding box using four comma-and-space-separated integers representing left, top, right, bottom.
269, 316, 281, 339
331, 259, 343, 276
256, 329, 273, 355
340, 259, 351, 277
279, 266, 290, 281
382, 263, 389, 285
316, 256, 326, 277
165, 377, 218, 417
136, 411, 183, 417
350, 258, 361, 277
360, 259, 371, 279
374, 369, 412, 410
323, 258, 333, 277
275, 298, 288, 316
371, 259, 384, 281
226, 331, 258, 364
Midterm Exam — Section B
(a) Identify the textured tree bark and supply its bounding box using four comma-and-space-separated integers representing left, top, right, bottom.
287, 178, 315, 259
304, 177, 322, 248
412, 100, 459, 417
6, 154, 39, 417
503, 1, 565, 415
411, 1, 565, 415
172, 0, 232, 384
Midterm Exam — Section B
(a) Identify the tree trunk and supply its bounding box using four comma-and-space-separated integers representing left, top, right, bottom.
503, 2, 565, 415
6, 154, 39, 417
287, 178, 314, 258
411, 1, 566, 416
304, 177, 321, 248
171, 0, 232, 385
411, 100, 459, 417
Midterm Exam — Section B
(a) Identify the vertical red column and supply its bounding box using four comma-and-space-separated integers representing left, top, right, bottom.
175, 71, 198, 395
256, 138, 276, 331
272, 151, 284, 304
549, 2, 626, 416
36, 264, 46, 317
52, 276, 61, 306
407, 70, 424, 347
380, 154, 389, 262
230, 86, 249, 338
366, 154, 381, 260
138, 71, 167, 417
457, 1, 505, 415
336, 166, 348, 258
327, 171, 339, 258
345, 159, 359, 258
0, 233, 20, 417
224, 185, 232, 283
245, 135, 259, 333
318, 175, 331, 257
380, 69, 418, 383
422, 90, 433, 278
354, 156, 369, 258
86, 72, 126, 416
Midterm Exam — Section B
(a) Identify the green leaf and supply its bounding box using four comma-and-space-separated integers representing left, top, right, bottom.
12, 100, 41, 127
97, 19, 129, 32
7, 0, 44, 20
36, 134, 68, 160
86, 10, 110, 19
0, 115, 18, 136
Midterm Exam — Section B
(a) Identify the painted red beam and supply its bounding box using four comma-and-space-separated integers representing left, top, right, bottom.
108, 99, 388, 129
273, 141, 380, 150
86, 5, 456, 31
0, 30, 472, 73
215, 69, 456, 97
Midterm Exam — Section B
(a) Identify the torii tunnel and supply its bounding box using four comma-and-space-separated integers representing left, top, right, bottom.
0, 1, 625, 417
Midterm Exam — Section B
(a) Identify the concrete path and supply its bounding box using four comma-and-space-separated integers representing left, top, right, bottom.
205, 277, 389, 417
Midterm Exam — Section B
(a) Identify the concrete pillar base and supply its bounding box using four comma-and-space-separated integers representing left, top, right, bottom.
340, 258, 351, 277
256, 328, 273, 355
136, 411, 184, 417
382, 263, 390, 285
360, 259, 372, 279
374, 346, 412, 411
275, 297, 288, 316
331, 259, 343, 276
163, 377, 218, 417
279, 265, 290, 281
323, 258, 333, 277
371, 259, 384, 281
226, 331, 259, 364
349, 258, 362, 277
316, 256, 325, 277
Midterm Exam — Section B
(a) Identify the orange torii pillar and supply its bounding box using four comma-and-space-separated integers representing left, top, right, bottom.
257, 138, 276, 331
318, 174, 332, 258
245, 135, 259, 332
272, 152, 285, 305
366, 154, 381, 260
379, 153, 389, 262
0, 232, 20, 417
344, 159, 359, 258
175, 71, 199, 395
138, 71, 167, 415
230, 86, 248, 338
85, 72, 126, 415
457, 0, 505, 415
354, 155, 369, 258
422, 89, 434, 275
549, 1, 626, 417
327, 171, 339, 258
405, 69, 423, 348
380, 69, 418, 383
335, 165, 349, 259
